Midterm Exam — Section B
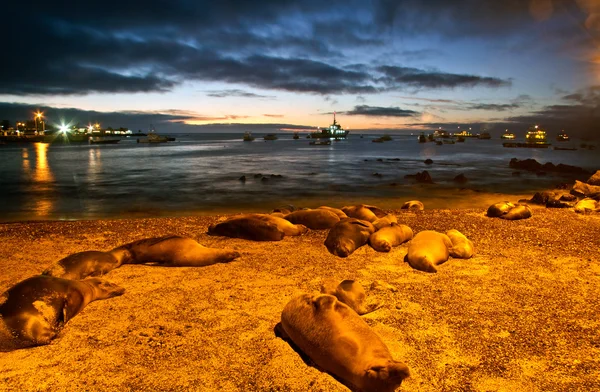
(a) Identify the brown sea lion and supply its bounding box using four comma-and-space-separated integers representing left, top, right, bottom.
279, 293, 410, 392
369, 223, 413, 253
240, 214, 308, 236
324, 218, 375, 258
42, 250, 124, 280
208, 217, 285, 241
446, 229, 474, 259
486, 201, 515, 217
405, 230, 452, 273
112, 236, 241, 265
0, 276, 124, 348
317, 206, 348, 219
574, 198, 598, 214
400, 200, 424, 211
284, 209, 340, 230
372, 214, 398, 230
341, 205, 379, 222
320, 279, 381, 315
498, 204, 532, 220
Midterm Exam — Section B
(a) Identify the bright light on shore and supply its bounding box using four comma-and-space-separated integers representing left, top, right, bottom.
59, 124, 69, 134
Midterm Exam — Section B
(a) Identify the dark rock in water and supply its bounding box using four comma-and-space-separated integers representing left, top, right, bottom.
510, 158, 542, 171
270, 174, 283, 178
308, 172, 317, 175
261, 177, 269, 182
555, 163, 589, 174
376, 158, 383, 162
238, 175, 246, 182
512, 171, 521, 177
424, 159, 433, 165
453, 173, 468, 183
364, 159, 369, 162
555, 183, 570, 190
542, 162, 556, 171
389, 183, 398, 186
416, 170, 433, 183
546, 199, 573, 208
587, 170, 600, 186
536, 171, 547, 176
254, 173, 263, 178
388, 158, 400, 161
559, 194, 577, 202
372, 172, 383, 177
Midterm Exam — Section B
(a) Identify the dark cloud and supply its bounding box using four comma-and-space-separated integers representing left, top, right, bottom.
205, 90, 273, 99
344, 105, 419, 117
377, 66, 511, 89
467, 103, 520, 111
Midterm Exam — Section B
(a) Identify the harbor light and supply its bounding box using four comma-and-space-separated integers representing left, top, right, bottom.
59, 124, 69, 134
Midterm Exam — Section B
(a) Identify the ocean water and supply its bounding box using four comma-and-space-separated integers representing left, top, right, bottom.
0, 133, 597, 222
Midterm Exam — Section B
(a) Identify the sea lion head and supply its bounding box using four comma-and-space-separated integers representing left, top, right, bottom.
85, 279, 125, 300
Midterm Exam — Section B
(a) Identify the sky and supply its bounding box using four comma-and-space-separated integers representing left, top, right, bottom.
1, 0, 599, 137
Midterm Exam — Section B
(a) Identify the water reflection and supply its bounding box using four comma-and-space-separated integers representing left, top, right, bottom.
33, 143, 54, 183
21, 148, 30, 173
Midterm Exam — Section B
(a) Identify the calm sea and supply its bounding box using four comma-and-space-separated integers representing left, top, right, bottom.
0, 133, 597, 222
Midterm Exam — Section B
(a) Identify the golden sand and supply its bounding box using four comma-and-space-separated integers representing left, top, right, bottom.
0, 207, 599, 391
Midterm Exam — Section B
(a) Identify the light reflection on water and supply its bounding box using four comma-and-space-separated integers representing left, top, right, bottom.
0, 133, 597, 221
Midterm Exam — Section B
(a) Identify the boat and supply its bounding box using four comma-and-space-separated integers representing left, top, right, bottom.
455, 130, 475, 138
309, 140, 331, 146
477, 132, 491, 139
556, 131, 569, 141
293, 132, 300, 140
90, 137, 120, 145
418, 133, 427, 143
243, 131, 255, 141
310, 113, 349, 139
525, 125, 550, 145
137, 132, 169, 143
433, 129, 451, 138
501, 130, 516, 139
373, 135, 392, 143
165, 136, 176, 142
263, 134, 278, 141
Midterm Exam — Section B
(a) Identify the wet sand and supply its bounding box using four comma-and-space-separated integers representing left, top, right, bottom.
0, 206, 599, 391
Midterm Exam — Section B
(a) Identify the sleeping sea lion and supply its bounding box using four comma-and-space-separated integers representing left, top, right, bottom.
241, 214, 308, 236
446, 229, 474, 259
400, 200, 424, 211
324, 218, 375, 258
208, 217, 285, 241
341, 205, 379, 222
284, 209, 340, 230
317, 206, 348, 219
372, 214, 398, 230
369, 223, 413, 253
0, 276, 124, 348
111, 236, 241, 265
279, 293, 410, 392
320, 279, 380, 315
42, 250, 125, 280
486, 201, 515, 217
405, 230, 452, 273
498, 204, 532, 220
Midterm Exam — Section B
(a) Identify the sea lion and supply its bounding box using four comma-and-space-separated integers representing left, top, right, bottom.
240, 214, 308, 236
284, 209, 340, 230
272, 205, 296, 215
324, 218, 375, 258
341, 205, 379, 222
405, 230, 452, 273
369, 223, 413, 253
111, 236, 241, 265
317, 206, 348, 219
486, 201, 515, 217
208, 217, 285, 241
400, 200, 424, 211
279, 293, 410, 392
372, 214, 398, 230
42, 250, 124, 280
0, 276, 124, 348
498, 204, 532, 220
574, 198, 598, 214
320, 279, 380, 315
446, 229, 474, 259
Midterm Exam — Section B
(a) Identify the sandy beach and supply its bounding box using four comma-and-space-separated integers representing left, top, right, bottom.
1, 206, 599, 391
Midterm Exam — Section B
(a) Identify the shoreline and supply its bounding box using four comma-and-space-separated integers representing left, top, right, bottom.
1, 207, 599, 391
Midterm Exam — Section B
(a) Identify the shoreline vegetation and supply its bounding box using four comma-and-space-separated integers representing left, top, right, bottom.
1, 195, 600, 390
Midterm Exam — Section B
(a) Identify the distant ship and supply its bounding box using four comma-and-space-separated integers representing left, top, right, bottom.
433, 129, 451, 138
556, 131, 569, 141
310, 112, 349, 139
501, 130, 516, 139
263, 133, 278, 141
525, 125, 547, 143
454, 130, 475, 138
243, 131, 255, 141
477, 132, 491, 139
293, 132, 300, 140
418, 133, 427, 143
